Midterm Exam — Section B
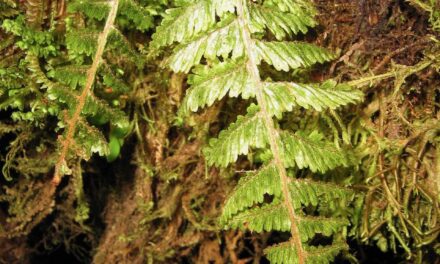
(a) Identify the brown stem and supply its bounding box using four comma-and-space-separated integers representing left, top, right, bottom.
236, 1, 306, 263
52, 0, 120, 185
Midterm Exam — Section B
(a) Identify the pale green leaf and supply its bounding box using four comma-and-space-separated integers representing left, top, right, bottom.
183, 58, 253, 113
255, 41, 334, 71
221, 163, 281, 222
281, 130, 352, 172
204, 104, 268, 167
263, 80, 363, 118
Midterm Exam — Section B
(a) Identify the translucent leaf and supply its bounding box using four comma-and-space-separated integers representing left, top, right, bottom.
265, 241, 348, 264
50, 65, 88, 89
263, 80, 363, 118
204, 104, 268, 167
255, 41, 334, 71
289, 179, 354, 209
167, 15, 244, 73
226, 201, 291, 232
221, 163, 281, 222
226, 200, 348, 239
61, 117, 110, 160
263, 0, 317, 15
281, 130, 352, 172
249, 2, 316, 39
118, 0, 155, 31
183, 58, 253, 113
297, 216, 348, 242
151, 0, 237, 49
68, 0, 110, 21
66, 29, 99, 57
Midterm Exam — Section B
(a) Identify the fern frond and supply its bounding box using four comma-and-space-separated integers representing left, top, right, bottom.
204, 104, 268, 167
281, 131, 352, 172
221, 163, 280, 221
289, 179, 354, 209
83, 95, 128, 128
0, 0, 18, 18
50, 65, 88, 89
166, 15, 243, 73
265, 241, 348, 264
154, 0, 362, 263
118, 0, 155, 31
53, 0, 120, 185
263, 81, 363, 118
255, 41, 334, 72
107, 28, 144, 67
66, 29, 99, 57
150, 0, 237, 50
102, 73, 131, 94
297, 216, 348, 242
226, 201, 348, 240
226, 201, 291, 232
68, 0, 110, 21
249, 3, 316, 39
150, 2, 214, 49
68, 117, 110, 159
264, 0, 317, 15
25, 0, 45, 27
183, 58, 252, 113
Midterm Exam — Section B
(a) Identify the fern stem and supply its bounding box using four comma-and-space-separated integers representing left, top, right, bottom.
236, 1, 306, 263
52, 0, 119, 185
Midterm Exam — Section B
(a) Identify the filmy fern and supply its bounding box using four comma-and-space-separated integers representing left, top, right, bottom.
1, 0, 157, 184
152, 0, 363, 263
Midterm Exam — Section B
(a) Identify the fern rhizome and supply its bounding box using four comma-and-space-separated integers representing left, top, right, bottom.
151, 0, 363, 263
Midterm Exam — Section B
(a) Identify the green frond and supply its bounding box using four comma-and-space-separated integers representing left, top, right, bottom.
166, 15, 243, 73
305, 243, 349, 264
150, 1, 215, 49
46, 84, 80, 110
255, 41, 334, 72
249, 2, 316, 39
118, 0, 155, 31
264, 0, 317, 16
263, 81, 363, 118
154, 1, 359, 263
83, 95, 128, 128
150, 0, 237, 49
203, 104, 268, 167
226, 200, 347, 239
2, 16, 57, 57
281, 130, 351, 172
66, 29, 99, 57
99, 63, 131, 94
69, 118, 110, 159
183, 58, 252, 113
0, 87, 32, 111
265, 241, 348, 264
50, 65, 88, 89
0, 0, 18, 18
289, 179, 354, 209
68, 0, 110, 21
297, 216, 348, 242
26, 55, 79, 110
41, 77, 128, 129
221, 163, 280, 221
102, 73, 131, 94
68, 0, 155, 31
226, 201, 291, 232
107, 29, 144, 68
0, 65, 24, 91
